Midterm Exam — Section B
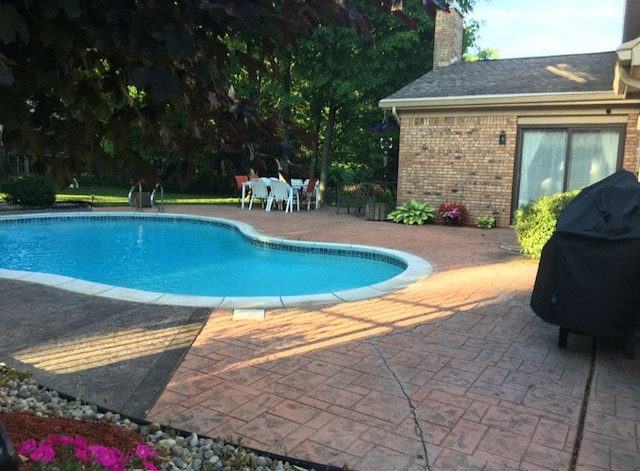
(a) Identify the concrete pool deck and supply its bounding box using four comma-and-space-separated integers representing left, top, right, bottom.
2, 204, 640, 470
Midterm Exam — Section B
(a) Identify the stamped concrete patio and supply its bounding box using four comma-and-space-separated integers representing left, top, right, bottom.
2, 204, 640, 471
143, 205, 640, 471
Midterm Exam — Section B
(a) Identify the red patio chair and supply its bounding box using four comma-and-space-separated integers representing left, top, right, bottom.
234, 175, 249, 207
301, 178, 319, 210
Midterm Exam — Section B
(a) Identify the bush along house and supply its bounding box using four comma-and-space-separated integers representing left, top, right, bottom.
379, 1, 640, 227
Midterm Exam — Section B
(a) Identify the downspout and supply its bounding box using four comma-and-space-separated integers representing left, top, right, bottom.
614, 61, 640, 180
391, 106, 400, 125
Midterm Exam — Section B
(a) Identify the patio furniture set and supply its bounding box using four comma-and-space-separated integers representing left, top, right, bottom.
235, 176, 319, 213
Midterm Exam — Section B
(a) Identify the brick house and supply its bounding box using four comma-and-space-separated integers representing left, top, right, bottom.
379, 4, 640, 227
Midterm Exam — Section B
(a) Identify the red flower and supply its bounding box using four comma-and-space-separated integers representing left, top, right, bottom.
437, 203, 468, 224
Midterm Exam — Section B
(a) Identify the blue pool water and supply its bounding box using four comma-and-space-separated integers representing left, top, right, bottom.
0, 214, 407, 298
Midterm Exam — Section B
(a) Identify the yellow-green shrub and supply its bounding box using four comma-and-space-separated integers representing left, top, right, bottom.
514, 190, 578, 259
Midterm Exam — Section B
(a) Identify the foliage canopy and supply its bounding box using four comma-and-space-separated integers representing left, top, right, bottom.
0, 0, 478, 191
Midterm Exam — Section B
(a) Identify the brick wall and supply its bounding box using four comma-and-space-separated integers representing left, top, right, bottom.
398, 115, 516, 228
397, 112, 640, 228
622, 113, 640, 172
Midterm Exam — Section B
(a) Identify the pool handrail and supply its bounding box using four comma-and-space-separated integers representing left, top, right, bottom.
150, 183, 164, 212
127, 183, 164, 212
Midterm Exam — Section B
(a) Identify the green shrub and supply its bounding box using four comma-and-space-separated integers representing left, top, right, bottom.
387, 200, 436, 225
1, 174, 57, 207
514, 190, 578, 259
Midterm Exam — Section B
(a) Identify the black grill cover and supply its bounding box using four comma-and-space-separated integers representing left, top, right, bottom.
530, 170, 640, 337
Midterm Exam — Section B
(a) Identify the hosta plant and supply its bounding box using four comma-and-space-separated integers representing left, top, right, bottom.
476, 215, 496, 229
386, 200, 436, 225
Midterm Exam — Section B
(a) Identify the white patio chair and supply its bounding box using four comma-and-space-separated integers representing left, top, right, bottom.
289, 179, 304, 211
248, 179, 269, 210
266, 180, 293, 212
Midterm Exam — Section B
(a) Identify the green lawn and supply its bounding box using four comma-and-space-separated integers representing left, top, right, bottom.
56, 185, 237, 207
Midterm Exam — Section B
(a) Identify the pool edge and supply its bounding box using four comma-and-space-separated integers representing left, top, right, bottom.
0, 212, 433, 308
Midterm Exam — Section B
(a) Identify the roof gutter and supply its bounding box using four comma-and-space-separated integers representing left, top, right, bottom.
615, 63, 640, 94
379, 91, 624, 110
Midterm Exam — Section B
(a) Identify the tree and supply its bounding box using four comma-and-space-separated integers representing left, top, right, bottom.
462, 16, 498, 61
0, 0, 478, 191
290, 0, 479, 200
0, 0, 372, 187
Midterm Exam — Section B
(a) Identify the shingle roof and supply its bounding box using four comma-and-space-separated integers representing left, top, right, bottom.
383, 51, 617, 101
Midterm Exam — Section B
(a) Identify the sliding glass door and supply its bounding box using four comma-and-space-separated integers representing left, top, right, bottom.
516, 126, 624, 208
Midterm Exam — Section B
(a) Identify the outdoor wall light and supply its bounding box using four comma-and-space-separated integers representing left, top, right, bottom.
498, 131, 506, 145
379, 137, 393, 150
379, 137, 393, 181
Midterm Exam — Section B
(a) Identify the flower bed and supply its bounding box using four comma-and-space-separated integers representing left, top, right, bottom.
0, 364, 338, 471
18, 430, 158, 470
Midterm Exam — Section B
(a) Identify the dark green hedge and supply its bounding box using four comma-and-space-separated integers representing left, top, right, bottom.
514, 190, 579, 259
1, 175, 57, 208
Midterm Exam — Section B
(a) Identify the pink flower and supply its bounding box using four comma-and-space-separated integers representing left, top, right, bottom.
135, 443, 157, 459
30, 442, 55, 463
109, 459, 127, 471
54, 435, 76, 445
74, 444, 89, 461
89, 444, 122, 467
19, 434, 158, 471
18, 438, 37, 455
438, 203, 468, 224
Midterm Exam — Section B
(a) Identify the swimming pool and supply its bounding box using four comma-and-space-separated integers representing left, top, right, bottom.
0, 212, 432, 308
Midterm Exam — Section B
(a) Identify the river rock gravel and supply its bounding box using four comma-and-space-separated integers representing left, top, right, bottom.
0, 364, 312, 471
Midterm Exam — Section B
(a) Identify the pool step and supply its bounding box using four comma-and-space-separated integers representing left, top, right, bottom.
232, 308, 266, 320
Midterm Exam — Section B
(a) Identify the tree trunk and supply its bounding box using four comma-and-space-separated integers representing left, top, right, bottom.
320, 102, 337, 204
278, 50, 292, 178
279, 49, 292, 145
310, 116, 320, 179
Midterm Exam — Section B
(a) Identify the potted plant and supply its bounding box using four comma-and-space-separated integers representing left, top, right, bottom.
365, 185, 394, 221
437, 203, 469, 226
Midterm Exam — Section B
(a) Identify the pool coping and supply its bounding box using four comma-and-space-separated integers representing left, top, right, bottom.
0, 211, 433, 308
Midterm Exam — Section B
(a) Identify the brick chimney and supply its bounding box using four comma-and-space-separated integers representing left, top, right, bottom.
433, 7, 463, 69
